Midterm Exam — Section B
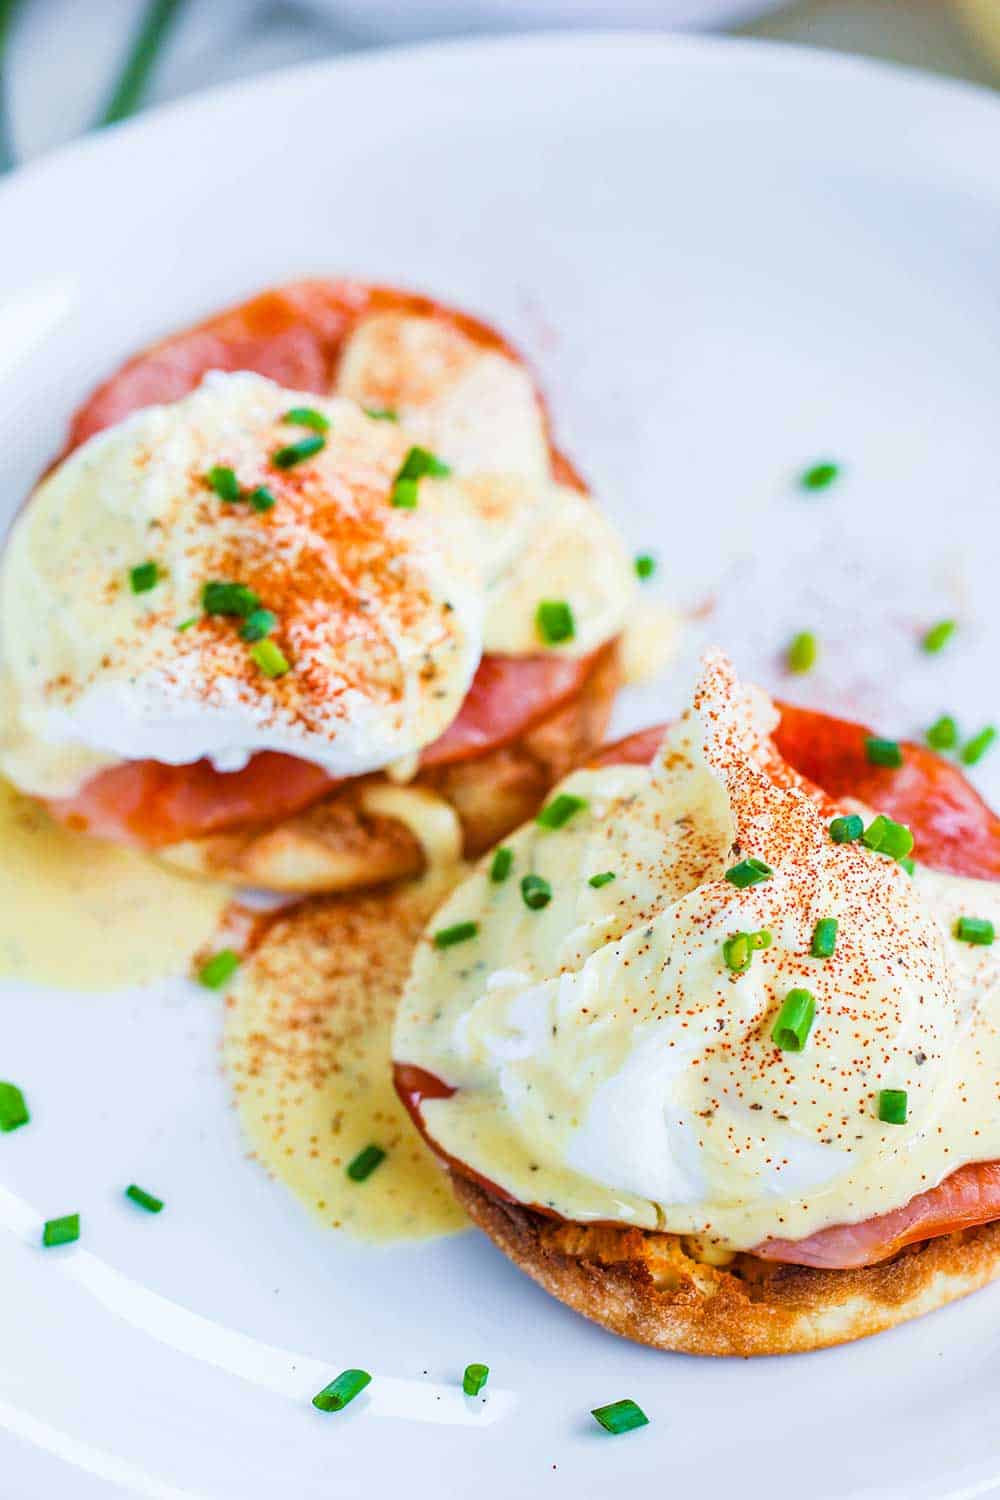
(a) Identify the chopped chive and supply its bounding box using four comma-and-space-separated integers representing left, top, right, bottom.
899, 856, 916, 876
811, 917, 838, 959
634, 554, 656, 580
249, 485, 276, 513
520, 874, 552, 910
130, 560, 159, 594
489, 846, 513, 883
239, 608, 278, 643
283, 406, 329, 434
955, 916, 995, 946
922, 619, 956, 654
397, 445, 451, 481
198, 948, 240, 989
433, 920, 479, 949
346, 1145, 385, 1182
535, 599, 575, 646
536, 793, 588, 830
926, 715, 958, 751
829, 813, 864, 844
723, 933, 752, 974
272, 435, 325, 469
589, 871, 616, 889
749, 929, 773, 950
866, 737, 904, 769
961, 727, 997, 767
799, 461, 840, 492
391, 476, 419, 508
591, 1399, 649, 1435
176, 615, 199, 632
312, 1369, 372, 1412
771, 988, 815, 1052
205, 464, 241, 501
125, 1184, 164, 1214
42, 1213, 79, 1248
862, 814, 914, 861
250, 639, 291, 678
0, 1081, 29, 1132
724, 857, 773, 889
463, 1363, 490, 1397
202, 580, 259, 617
364, 406, 398, 422
786, 630, 818, 674
878, 1088, 907, 1125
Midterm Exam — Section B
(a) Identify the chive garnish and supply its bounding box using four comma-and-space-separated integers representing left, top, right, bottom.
535, 599, 575, 646
249, 485, 276, 513
520, 874, 552, 910
899, 856, 916, 876
865, 737, 904, 769
750, 930, 773, 950
489, 846, 513, 883
787, 631, 818, 674
202, 580, 259, 617
125, 1184, 164, 1213
589, 871, 616, 889
811, 917, 838, 959
0, 1081, 29, 1132
922, 619, 956, 654
723, 933, 752, 974
926, 715, 958, 751
272, 435, 325, 469
347, 1145, 385, 1182
878, 1088, 907, 1125
42, 1213, 79, 1248
390, 445, 451, 505
591, 1399, 649, 1435
239, 608, 277, 643
250, 639, 291, 678
799, 461, 840, 492
463, 1364, 490, 1397
391, 477, 419, 509
724, 857, 773, 889
176, 616, 199, 632
130, 560, 159, 594
283, 406, 329, 434
536, 793, 588, 830
955, 917, 995, 946
433, 921, 479, 949
862, 814, 914, 861
198, 949, 240, 989
206, 465, 241, 501
312, 1369, 372, 1412
771, 988, 815, 1052
962, 727, 997, 767
829, 814, 864, 844
634, 554, 656, 580
364, 406, 398, 422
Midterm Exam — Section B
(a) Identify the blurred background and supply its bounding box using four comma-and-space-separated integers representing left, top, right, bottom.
0, 0, 998, 169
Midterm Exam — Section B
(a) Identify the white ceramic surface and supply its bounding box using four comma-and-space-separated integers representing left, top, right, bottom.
317, 0, 790, 43
2, 34, 1000, 1500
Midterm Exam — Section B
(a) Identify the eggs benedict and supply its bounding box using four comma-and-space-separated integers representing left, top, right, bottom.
0, 281, 634, 892
394, 653, 1000, 1354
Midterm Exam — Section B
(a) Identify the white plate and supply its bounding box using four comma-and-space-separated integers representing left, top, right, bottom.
2, 33, 1000, 1500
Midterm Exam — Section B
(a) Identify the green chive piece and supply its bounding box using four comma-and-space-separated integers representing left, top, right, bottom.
0, 1082, 29, 1132
239, 608, 278, 643
489, 846, 513, 883
130, 560, 159, 594
862, 814, 914, 861
955, 916, 995, 946
198, 949, 240, 989
433, 920, 479, 949
536, 793, 588, 830
397, 445, 451, 481
749, 929, 773, 950
391, 476, 419, 508
125, 1184, 164, 1214
535, 599, 576, 646
799, 461, 840, 492
42, 1213, 79, 1248
866, 737, 904, 769
811, 917, 838, 959
521, 874, 552, 910
272, 435, 325, 469
962, 727, 997, 767
589, 871, 616, 889
771, 988, 816, 1052
346, 1145, 385, 1182
724, 857, 773, 889
250, 639, 291, 678
829, 813, 864, 844
312, 1369, 372, 1412
787, 630, 818, 674
878, 1088, 907, 1125
922, 619, 956, 654
202, 580, 259, 617
283, 406, 329, 434
364, 406, 398, 422
899, 856, 916, 876
591, 1399, 649, 1435
206, 464, 241, 501
463, 1363, 490, 1397
723, 933, 752, 974
927, 715, 958, 751
249, 485, 276, 513
634, 554, 656, 580
176, 616, 199, 632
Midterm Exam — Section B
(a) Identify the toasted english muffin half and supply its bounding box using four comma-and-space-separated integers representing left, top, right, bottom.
452, 1173, 1000, 1357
